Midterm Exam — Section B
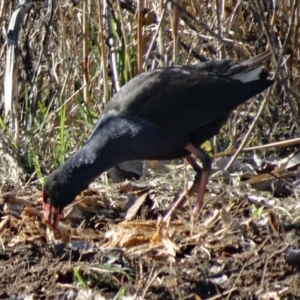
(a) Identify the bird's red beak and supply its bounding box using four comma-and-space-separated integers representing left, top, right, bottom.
42, 190, 62, 229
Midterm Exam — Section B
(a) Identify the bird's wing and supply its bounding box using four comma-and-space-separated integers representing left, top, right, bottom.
102, 53, 272, 133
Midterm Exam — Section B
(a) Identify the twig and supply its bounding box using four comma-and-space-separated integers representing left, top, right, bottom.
225, 88, 272, 171
137, 0, 144, 74
255, 0, 300, 132
213, 137, 300, 158
97, 0, 109, 104
82, 0, 90, 103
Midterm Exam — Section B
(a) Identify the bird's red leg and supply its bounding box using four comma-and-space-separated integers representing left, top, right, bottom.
185, 144, 211, 215
163, 144, 211, 221
163, 154, 203, 221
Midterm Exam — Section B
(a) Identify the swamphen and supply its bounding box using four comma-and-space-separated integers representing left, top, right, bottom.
43, 51, 273, 229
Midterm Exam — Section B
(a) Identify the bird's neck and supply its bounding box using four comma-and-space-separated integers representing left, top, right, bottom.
58, 142, 118, 195
56, 115, 140, 196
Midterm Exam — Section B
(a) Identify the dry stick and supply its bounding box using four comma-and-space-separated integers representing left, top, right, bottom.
225, 0, 298, 170
170, 0, 243, 47
270, 0, 276, 28
172, 0, 180, 64
183, 157, 194, 236
0, 0, 4, 19
215, 0, 225, 155
226, 0, 239, 148
143, 6, 167, 68
71, 4, 79, 61
293, 0, 300, 52
141, 263, 156, 299
28, 0, 53, 129
260, 256, 269, 294
60, 4, 66, 66
216, 0, 225, 59
4, 0, 33, 137
195, 32, 244, 45
190, 0, 200, 15
116, 0, 133, 79
227, 0, 242, 33
255, 0, 300, 132
60, 6, 77, 121
137, 0, 144, 74
106, 2, 120, 92
141, 265, 167, 299
224, 1, 281, 171
97, 0, 109, 104
48, 84, 86, 126
168, 0, 226, 43
224, 89, 272, 171
158, 0, 164, 67
213, 137, 300, 158
82, 0, 90, 103
225, 263, 247, 300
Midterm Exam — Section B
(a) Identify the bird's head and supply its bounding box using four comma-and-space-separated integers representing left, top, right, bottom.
42, 188, 63, 229
42, 161, 91, 229
42, 170, 74, 229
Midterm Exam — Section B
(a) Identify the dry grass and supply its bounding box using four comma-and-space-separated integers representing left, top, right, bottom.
0, 0, 300, 299
0, 0, 299, 184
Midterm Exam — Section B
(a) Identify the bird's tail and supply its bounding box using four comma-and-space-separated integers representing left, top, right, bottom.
228, 50, 273, 83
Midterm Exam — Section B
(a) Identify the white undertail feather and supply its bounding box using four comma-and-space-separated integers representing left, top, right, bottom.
231, 66, 262, 83
230, 50, 272, 83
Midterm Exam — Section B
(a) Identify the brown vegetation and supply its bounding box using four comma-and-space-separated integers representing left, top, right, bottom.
0, 0, 300, 299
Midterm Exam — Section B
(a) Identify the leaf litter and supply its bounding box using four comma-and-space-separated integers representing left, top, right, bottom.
0, 156, 300, 299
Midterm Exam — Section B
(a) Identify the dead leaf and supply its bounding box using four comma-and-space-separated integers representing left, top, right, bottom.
125, 193, 151, 220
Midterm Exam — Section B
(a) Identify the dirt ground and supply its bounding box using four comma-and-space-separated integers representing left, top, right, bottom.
0, 165, 299, 300
1, 0, 299, 299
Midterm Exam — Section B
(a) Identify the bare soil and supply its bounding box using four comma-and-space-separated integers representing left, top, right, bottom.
0, 167, 299, 299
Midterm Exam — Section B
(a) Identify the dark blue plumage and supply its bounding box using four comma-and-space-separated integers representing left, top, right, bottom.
42, 51, 273, 229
